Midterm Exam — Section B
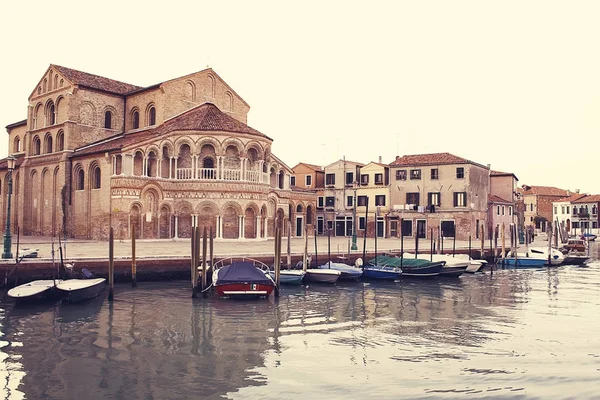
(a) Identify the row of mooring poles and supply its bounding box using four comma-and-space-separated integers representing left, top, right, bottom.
190, 226, 213, 298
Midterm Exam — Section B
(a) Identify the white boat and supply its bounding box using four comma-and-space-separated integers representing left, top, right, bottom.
526, 247, 565, 266
17, 248, 39, 259
304, 268, 341, 283
7, 279, 62, 302
56, 278, 106, 303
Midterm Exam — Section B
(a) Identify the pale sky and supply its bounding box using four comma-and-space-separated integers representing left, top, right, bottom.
2, 1, 599, 193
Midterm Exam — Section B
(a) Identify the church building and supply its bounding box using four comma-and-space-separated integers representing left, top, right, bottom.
3, 65, 315, 241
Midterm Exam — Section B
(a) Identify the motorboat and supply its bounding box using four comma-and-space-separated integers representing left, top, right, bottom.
503, 255, 547, 268
7, 279, 62, 303
304, 268, 341, 283
404, 253, 468, 276
269, 269, 305, 285
375, 255, 445, 277
317, 261, 363, 280
526, 247, 565, 266
56, 277, 106, 303
212, 258, 276, 298
357, 258, 402, 280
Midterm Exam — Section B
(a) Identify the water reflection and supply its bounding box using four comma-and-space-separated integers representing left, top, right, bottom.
0, 258, 598, 399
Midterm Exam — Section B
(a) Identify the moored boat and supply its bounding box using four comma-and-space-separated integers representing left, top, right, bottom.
372, 256, 444, 277
212, 258, 276, 298
527, 247, 565, 266
361, 263, 402, 280
7, 279, 62, 303
318, 261, 363, 280
503, 256, 547, 268
269, 269, 305, 285
56, 278, 106, 303
304, 268, 341, 283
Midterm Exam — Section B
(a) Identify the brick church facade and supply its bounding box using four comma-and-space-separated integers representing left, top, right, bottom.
3, 65, 315, 241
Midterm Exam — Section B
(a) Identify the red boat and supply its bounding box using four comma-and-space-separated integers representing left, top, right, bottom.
212, 258, 276, 298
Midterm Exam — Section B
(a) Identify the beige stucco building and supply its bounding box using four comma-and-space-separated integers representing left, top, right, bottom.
388, 153, 490, 241
2, 64, 315, 241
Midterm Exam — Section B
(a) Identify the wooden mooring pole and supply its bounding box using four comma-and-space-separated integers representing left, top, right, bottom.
108, 227, 114, 301
501, 222, 506, 267
131, 224, 137, 287
274, 224, 281, 297
201, 227, 207, 295
191, 226, 198, 298
204, 226, 211, 298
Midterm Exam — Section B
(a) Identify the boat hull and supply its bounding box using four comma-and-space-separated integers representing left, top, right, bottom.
439, 265, 467, 277
56, 278, 106, 303
269, 270, 305, 285
400, 262, 444, 277
503, 258, 546, 268
215, 283, 275, 298
361, 266, 401, 280
7, 280, 61, 303
562, 255, 589, 265
304, 269, 340, 283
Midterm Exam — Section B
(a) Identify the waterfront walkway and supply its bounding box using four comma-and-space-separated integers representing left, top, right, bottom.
1, 234, 545, 262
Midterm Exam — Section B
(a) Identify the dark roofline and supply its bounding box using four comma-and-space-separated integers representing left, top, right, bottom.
5, 119, 27, 130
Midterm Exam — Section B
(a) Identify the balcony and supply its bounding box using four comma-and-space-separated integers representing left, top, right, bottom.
174, 167, 268, 184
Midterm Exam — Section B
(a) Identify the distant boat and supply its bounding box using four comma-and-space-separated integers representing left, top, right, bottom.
359, 256, 402, 280
212, 258, 276, 298
17, 248, 39, 259
7, 279, 62, 303
583, 233, 597, 242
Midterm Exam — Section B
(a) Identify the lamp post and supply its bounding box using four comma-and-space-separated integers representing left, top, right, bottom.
2, 156, 16, 259
351, 180, 358, 251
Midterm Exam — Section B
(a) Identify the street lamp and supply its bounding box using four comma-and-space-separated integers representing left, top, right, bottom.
351, 180, 358, 251
2, 156, 16, 259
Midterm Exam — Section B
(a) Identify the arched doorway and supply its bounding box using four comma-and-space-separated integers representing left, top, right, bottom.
245, 207, 256, 239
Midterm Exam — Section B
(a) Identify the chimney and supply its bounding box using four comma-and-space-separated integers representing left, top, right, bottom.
379, 156, 382, 163
575, 189, 580, 194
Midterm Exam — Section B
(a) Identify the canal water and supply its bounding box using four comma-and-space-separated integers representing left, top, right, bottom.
1, 257, 599, 399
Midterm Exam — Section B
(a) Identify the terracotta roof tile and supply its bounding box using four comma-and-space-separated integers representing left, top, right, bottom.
488, 194, 511, 203
152, 103, 268, 138
573, 194, 600, 203
521, 185, 569, 196
53, 65, 142, 95
389, 152, 484, 168
554, 194, 587, 203
72, 103, 269, 157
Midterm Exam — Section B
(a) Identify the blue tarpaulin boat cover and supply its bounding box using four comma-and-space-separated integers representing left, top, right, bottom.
216, 262, 274, 285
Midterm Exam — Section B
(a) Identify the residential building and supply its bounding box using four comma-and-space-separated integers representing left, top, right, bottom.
388, 152, 490, 241
317, 159, 363, 236
520, 185, 569, 232
552, 193, 586, 236
2, 64, 315, 241
571, 194, 600, 235
488, 170, 519, 241
355, 162, 390, 238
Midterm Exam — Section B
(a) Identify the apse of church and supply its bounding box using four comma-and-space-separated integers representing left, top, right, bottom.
3, 65, 316, 241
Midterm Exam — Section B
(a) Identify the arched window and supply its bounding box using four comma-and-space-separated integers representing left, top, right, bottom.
148, 106, 156, 126
13, 137, 20, 152
92, 165, 101, 189
76, 168, 85, 190
56, 130, 64, 151
306, 205, 313, 224
132, 110, 140, 129
49, 104, 55, 125
296, 204, 303, 213
44, 133, 53, 154
104, 111, 112, 129
33, 136, 41, 155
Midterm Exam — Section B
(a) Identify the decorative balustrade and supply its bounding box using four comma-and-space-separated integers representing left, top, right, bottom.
148, 167, 274, 185
177, 168, 193, 180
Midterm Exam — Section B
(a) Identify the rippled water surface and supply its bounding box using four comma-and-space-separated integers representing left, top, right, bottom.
1, 255, 600, 399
